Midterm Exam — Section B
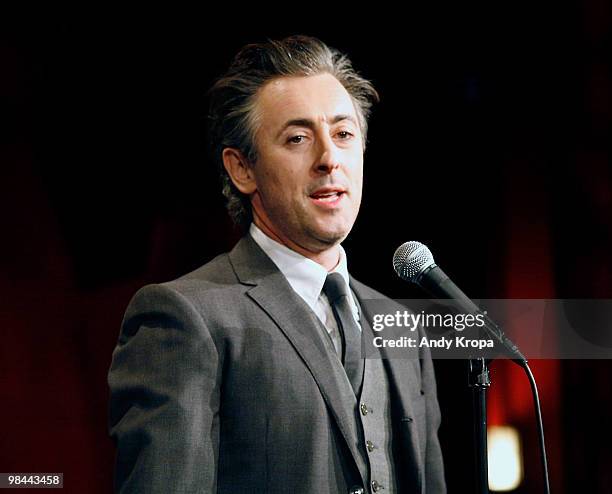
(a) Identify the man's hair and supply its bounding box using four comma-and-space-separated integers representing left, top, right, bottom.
207, 35, 379, 228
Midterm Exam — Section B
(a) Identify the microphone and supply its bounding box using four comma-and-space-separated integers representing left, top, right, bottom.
392, 241, 527, 362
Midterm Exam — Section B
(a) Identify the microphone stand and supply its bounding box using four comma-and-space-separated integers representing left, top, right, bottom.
467, 356, 551, 494
468, 357, 491, 494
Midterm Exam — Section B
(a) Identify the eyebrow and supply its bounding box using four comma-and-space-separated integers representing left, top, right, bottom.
276, 114, 358, 139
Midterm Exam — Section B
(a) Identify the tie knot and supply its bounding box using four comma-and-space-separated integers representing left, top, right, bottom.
323, 272, 349, 303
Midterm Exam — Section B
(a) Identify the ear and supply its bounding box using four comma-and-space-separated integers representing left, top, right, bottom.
222, 148, 257, 195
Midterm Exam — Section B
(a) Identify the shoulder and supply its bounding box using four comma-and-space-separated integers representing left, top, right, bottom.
349, 276, 389, 300
122, 235, 273, 326
125, 253, 242, 315
350, 275, 408, 312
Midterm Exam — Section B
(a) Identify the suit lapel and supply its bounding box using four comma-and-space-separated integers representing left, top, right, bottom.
228, 236, 369, 486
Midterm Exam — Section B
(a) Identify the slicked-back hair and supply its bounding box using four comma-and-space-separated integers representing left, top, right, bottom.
207, 35, 379, 228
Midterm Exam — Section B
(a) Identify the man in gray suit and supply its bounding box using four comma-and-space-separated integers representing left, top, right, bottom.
108, 36, 446, 493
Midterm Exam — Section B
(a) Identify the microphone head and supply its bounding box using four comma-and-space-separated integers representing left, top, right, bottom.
393, 241, 436, 282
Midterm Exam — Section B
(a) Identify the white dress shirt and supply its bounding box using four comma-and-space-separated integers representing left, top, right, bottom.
249, 223, 361, 356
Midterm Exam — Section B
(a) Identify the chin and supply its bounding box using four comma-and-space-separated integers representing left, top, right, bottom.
311, 225, 351, 247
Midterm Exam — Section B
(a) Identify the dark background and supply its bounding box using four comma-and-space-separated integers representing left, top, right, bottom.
1, 4, 611, 493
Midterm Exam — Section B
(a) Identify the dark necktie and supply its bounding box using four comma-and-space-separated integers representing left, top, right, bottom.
323, 273, 364, 396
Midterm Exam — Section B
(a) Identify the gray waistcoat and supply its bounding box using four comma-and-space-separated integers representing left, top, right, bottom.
355, 316, 400, 494
345, 293, 401, 494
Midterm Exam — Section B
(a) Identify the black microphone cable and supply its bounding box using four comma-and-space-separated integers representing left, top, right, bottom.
519, 360, 551, 494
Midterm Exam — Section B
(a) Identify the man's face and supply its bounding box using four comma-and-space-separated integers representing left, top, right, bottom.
249, 73, 364, 253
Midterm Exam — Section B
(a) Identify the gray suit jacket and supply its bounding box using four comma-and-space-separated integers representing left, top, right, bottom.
108, 235, 446, 493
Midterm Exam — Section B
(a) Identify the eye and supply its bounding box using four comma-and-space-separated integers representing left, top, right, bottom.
336, 130, 354, 140
287, 135, 307, 144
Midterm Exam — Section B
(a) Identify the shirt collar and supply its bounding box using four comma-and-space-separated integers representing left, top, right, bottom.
249, 223, 352, 311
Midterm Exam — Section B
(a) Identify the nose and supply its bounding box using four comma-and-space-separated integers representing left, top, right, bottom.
315, 134, 341, 174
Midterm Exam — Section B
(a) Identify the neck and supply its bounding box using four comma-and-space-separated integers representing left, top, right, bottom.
252, 213, 340, 272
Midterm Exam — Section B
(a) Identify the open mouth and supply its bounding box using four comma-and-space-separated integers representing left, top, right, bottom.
310, 191, 344, 201
309, 189, 346, 207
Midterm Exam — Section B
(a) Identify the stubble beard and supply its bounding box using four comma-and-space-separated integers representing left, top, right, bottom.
263, 196, 356, 253
298, 209, 354, 252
